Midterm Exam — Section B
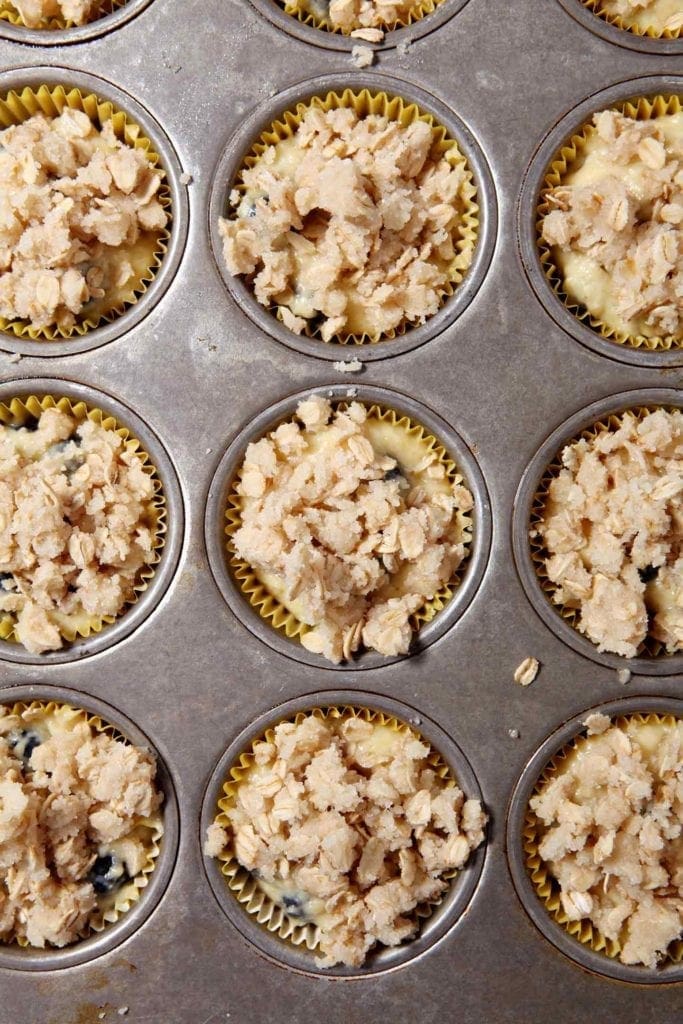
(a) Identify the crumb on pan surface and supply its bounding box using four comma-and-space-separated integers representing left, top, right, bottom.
220, 103, 475, 341
280, 0, 435, 33
535, 407, 682, 658
205, 712, 486, 968
0, 108, 167, 333
514, 656, 539, 687
529, 712, 683, 968
594, 0, 683, 33
0, 702, 162, 949
541, 109, 683, 344
229, 395, 473, 664
350, 44, 375, 67
1, 0, 105, 26
0, 405, 159, 654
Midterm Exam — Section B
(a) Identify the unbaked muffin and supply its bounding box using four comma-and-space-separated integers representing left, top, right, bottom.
590, 0, 683, 35
0, 403, 162, 654
1, 1, 110, 27
220, 98, 476, 342
228, 394, 473, 663
534, 407, 682, 658
529, 711, 682, 969
0, 701, 162, 949
0, 106, 167, 334
540, 107, 683, 347
205, 710, 486, 968
278, 0, 443, 36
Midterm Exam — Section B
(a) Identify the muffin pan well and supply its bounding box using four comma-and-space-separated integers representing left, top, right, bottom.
0, 0, 680, 1021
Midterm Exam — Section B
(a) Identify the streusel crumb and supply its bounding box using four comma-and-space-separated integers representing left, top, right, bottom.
0, 108, 167, 332
220, 105, 474, 339
0, 703, 162, 949
0, 406, 158, 654
206, 713, 486, 967
231, 395, 472, 663
530, 714, 683, 968
536, 408, 682, 658
541, 109, 683, 341
290, 0, 429, 32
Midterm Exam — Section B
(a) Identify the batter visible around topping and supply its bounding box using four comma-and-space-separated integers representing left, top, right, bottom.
0, 405, 160, 655
1, 0, 105, 26
529, 712, 683, 969
0, 703, 162, 949
535, 408, 682, 658
0, 107, 168, 333
283, 0, 436, 34
220, 103, 476, 341
204, 713, 486, 967
541, 109, 683, 344
593, 0, 683, 34
229, 395, 473, 664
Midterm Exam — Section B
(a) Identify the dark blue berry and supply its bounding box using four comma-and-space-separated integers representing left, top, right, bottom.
88, 853, 129, 895
0, 572, 13, 591
638, 565, 659, 583
282, 894, 306, 919
9, 729, 42, 767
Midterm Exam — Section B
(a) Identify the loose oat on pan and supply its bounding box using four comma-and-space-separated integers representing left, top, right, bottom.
220, 101, 475, 341
535, 408, 683, 658
205, 712, 486, 968
529, 712, 683, 969
0, 107, 167, 333
0, 404, 159, 654
229, 395, 473, 664
0, 702, 162, 949
541, 109, 683, 344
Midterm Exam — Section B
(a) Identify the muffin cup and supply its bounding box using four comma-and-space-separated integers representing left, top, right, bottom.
276, 0, 446, 36
0, 392, 167, 652
0, 82, 171, 342
580, 0, 683, 40
0, 0, 124, 28
529, 404, 679, 659
536, 92, 682, 353
224, 397, 472, 652
221, 84, 478, 347
201, 690, 486, 978
4, 697, 163, 947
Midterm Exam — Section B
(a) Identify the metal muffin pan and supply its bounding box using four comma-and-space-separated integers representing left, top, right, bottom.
201, 689, 486, 978
0, 0, 680, 1021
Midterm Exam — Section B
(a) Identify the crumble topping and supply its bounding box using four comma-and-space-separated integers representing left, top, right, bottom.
0, 703, 162, 949
0, 405, 158, 654
530, 713, 683, 968
536, 408, 683, 658
205, 713, 486, 967
0, 108, 167, 332
4, 0, 103, 25
231, 395, 472, 664
289, 1, 430, 33
541, 109, 683, 341
596, 0, 683, 33
220, 105, 474, 340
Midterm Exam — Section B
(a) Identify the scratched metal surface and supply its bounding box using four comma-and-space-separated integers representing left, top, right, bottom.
0, 0, 681, 1021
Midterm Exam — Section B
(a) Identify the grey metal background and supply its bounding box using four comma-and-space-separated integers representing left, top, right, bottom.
0, 0, 680, 1021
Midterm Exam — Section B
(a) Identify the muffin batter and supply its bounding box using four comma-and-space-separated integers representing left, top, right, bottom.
287, 0, 436, 33
3, 0, 105, 27
596, 0, 683, 33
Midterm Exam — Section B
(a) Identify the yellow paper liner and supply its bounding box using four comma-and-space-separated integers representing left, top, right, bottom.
224, 401, 473, 653
226, 87, 479, 346
523, 711, 683, 967
0, 1, 123, 28
212, 704, 461, 958
0, 83, 171, 341
536, 93, 683, 351
0, 393, 167, 650
529, 405, 680, 659
276, 0, 446, 35
582, 1, 682, 39
2, 698, 163, 949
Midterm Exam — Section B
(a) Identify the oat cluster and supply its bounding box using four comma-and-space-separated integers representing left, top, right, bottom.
294, 0, 427, 33
0, 108, 167, 332
205, 714, 486, 967
0, 704, 162, 949
542, 109, 683, 341
0, 406, 158, 654
220, 105, 474, 340
598, 0, 683, 33
537, 408, 682, 658
231, 395, 472, 664
530, 712, 683, 968
5, 0, 103, 25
